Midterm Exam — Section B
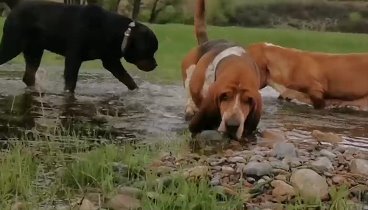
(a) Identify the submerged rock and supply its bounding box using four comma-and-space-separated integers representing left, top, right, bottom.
311, 130, 343, 145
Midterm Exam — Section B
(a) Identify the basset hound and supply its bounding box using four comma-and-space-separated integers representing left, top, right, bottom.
181, 0, 265, 139
247, 42, 368, 110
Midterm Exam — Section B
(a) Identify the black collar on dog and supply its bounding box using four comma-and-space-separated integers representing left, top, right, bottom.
121, 21, 136, 54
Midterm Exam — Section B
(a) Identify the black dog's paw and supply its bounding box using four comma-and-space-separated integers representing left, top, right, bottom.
127, 84, 139, 90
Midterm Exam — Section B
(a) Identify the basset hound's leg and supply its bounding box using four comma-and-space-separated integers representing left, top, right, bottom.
184, 65, 199, 121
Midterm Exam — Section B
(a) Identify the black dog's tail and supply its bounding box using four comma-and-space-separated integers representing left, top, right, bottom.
0, 0, 21, 9
195, 0, 208, 45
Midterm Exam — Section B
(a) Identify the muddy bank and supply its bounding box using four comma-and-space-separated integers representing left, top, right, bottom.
0, 65, 368, 150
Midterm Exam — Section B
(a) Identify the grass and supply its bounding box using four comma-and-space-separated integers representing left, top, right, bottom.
0, 134, 248, 210
1, 15, 368, 209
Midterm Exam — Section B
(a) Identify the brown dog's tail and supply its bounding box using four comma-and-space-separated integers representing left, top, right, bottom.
195, 0, 208, 45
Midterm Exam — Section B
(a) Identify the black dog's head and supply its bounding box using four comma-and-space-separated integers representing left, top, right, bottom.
124, 23, 158, 72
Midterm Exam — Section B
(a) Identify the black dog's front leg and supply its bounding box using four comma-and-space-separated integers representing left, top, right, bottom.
102, 59, 138, 90
64, 55, 82, 93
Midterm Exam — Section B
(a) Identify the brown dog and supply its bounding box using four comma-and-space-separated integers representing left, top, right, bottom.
182, 0, 264, 139
247, 42, 368, 110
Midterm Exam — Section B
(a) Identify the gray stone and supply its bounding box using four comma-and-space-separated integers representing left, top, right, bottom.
290, 169, 329, 200
350, 159, 368, 176
311, 157, 334, 172
270, 161, 290, 171
244, 162, 273, 177
320, 149, 337, 160
273, 143, 297, 159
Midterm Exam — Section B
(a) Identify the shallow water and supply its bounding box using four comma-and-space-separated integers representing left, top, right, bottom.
0, 64, 367, 150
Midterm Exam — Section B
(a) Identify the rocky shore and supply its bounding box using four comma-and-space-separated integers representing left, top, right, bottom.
148, 129, 368, 210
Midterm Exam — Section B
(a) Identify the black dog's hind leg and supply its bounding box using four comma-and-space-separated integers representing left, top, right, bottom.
23, 48, 44, 87
64, 54, 82, 93
102, 59, 138, 90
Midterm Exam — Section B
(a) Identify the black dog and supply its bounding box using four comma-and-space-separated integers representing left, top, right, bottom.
0, 1, 158, 93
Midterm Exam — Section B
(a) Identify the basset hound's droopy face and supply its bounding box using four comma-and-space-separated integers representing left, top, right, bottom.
217, 85, 260, 139
188, 63, 262, 140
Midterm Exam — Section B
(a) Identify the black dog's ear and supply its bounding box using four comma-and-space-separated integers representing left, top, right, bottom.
189, 86, 221, 135
244, 91, 262, 135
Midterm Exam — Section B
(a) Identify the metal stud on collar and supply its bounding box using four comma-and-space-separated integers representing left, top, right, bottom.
121, 21, 136, 54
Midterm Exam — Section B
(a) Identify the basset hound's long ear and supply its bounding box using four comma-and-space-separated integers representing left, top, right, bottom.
244, 91, 262, 135
189, 85, 221, 135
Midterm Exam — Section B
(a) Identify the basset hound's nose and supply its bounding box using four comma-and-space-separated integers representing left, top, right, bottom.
225, 117, 240, 133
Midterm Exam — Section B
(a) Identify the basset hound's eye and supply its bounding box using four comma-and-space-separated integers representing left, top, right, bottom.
219, 92, 232, 102
242, 96, 253, 105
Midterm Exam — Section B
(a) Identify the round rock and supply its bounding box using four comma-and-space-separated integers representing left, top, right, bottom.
272, 143, 297, 159
197, 130, 224, 141
290, 169, 329, 200
244, 162, 273, 177
271, 180, 296, 202
350, 159, 368, 176
320, 149, 337, 160
310, 157, 334, 172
